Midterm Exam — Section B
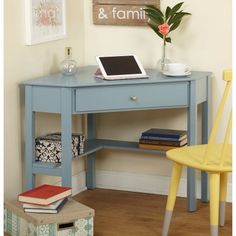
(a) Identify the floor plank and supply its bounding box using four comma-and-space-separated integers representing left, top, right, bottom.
74, 188, 232, 236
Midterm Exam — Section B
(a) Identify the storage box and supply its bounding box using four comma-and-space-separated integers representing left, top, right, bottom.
35, 133, 85, 163
4, 199, 94, 236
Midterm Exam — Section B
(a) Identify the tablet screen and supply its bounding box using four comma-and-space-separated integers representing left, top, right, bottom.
99, 56, 142, 75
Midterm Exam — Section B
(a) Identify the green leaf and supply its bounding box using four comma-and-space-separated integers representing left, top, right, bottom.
165, 37, 172, 43
145, 5, 164, 17
165, 7, 172, 20
168, 11, 189, 25
169, 2, 184, 16
170, 20, 181, 31
144, 9, 164, 24
144, 9, 163, 19
181, 12, 191, 15
167, 11, 180, 25
146, 13, 163, 25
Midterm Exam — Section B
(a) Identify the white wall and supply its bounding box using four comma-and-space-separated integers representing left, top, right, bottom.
4, 0, 85, 200
4, 0, 232, 200
83, 0, 232, 199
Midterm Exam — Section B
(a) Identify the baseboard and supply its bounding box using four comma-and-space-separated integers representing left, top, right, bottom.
55, 170, 87, 196
58, 170, 232, 202
96, 170, 232, 202
96, 170, 188, 196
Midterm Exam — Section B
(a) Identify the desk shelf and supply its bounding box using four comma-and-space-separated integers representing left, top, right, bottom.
33, 139, 167, 174
33, 139, 166, 176
84, 139, 167, 155
32, 162, 62, 176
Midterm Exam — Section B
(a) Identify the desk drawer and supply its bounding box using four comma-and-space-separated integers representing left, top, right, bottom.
75, 82, 188, 113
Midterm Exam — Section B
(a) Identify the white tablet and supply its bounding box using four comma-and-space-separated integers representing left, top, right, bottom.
95, 55, 148, 80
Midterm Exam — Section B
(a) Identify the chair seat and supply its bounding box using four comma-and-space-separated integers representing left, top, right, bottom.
166, 144, 232, 172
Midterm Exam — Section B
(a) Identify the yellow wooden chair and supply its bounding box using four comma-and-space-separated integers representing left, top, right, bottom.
162, 70, 232, 236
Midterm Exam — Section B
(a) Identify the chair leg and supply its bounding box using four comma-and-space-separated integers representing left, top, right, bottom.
162, 162, 183, 236
209, 173, 220, 236
219, 172, 228, 226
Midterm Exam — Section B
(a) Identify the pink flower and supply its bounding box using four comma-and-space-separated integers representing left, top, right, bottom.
40, 14, 50, 26
158, 23, 170, 36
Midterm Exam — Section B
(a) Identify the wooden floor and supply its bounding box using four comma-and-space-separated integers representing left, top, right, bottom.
74, 189, 232, 236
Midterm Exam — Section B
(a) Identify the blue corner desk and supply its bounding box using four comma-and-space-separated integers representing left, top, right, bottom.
22, 66, 212, 212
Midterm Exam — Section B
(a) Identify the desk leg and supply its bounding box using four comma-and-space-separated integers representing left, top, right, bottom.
201, 102, 209, 202
86, 114, 96, 189
25, 86, 35, 190
61, 88, 72, 187
201, 76, 211, 202
187, 81, 197, 212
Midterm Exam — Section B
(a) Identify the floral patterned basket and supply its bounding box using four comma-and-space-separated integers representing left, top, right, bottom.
35, 133, 85, 163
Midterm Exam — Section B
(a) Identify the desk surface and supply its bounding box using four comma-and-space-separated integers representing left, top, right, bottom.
22, 65, 211, 87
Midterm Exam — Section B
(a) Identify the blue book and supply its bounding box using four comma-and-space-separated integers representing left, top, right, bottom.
140, 135, 186, 141
141, 128, 187, 140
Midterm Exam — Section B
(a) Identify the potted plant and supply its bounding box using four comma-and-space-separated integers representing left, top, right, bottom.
144, 2, 191, 71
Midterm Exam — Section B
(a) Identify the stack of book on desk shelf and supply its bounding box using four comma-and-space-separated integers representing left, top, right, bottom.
139, 128, 187, 151
18, 184, 72, 214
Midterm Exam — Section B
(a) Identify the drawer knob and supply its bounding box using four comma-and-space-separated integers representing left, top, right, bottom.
130, 96, 137, 101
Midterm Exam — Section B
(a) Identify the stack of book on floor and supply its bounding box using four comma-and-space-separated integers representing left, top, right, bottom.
139, 128, 187, 151
18, 184, 72, 214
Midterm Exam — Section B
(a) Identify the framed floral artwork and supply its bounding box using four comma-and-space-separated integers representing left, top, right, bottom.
25, 0, 66, 45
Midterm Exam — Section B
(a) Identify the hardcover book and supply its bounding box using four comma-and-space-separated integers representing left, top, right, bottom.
18, 184, 72, 206
139, 143, 186, 151
23, 198, 65, 210
24, 198, 68, 214
139, 138, 187, 147
141, 128, 187, 140
140, 135, 187, 141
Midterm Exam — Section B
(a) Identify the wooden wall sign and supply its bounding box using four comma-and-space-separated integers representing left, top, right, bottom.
93, 0, 160, 26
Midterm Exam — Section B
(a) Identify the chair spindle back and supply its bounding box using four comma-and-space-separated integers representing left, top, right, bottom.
203, 70, 232, 166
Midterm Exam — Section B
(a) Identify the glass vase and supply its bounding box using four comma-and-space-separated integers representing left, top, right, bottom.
157, 44, 171, 72
60, 47, 78, 76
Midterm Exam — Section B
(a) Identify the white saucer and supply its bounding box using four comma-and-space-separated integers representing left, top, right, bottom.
163, 71, 191, 77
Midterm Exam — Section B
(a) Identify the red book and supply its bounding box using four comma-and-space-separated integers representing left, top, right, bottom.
18, 184, 72, 206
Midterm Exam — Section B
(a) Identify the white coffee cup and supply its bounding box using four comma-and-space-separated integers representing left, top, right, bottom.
166, 63, 190, 74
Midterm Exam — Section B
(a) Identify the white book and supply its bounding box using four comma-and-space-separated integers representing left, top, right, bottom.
23, 198, 64, 210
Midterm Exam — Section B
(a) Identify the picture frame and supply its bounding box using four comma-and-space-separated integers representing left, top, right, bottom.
25, 0, 67, 45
